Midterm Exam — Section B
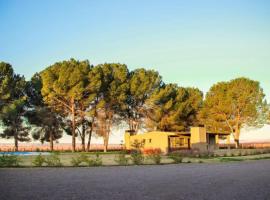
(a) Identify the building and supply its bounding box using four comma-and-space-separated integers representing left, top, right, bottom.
125, 127, 230, 153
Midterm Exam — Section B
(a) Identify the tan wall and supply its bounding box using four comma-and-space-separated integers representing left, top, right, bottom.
190, 127, 206, 144
125, 131, 191, 153
125, 131, 170, 153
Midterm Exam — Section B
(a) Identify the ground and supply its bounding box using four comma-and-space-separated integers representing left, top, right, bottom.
1, 160, 270, 200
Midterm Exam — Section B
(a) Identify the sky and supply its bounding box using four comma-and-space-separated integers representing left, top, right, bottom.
0, 0, 270, 144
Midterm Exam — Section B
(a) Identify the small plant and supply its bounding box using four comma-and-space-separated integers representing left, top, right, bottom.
130, 150, 144, 165
144, 148, 162, 164
70, 154, 90, 167
0, 154, 21, 167
114, 151, 129, 165
87, 153, 102, 166
208, 152, 214, 157
169, 153, 183, 163
32, 154, 46, 167
45, 152, 62, 167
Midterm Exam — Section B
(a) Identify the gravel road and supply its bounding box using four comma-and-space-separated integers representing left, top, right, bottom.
1, 160, 270, 200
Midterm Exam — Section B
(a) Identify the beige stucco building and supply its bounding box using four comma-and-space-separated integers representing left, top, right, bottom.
125, 127, 230, 153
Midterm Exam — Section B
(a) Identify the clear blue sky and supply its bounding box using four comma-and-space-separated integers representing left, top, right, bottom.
1, 0, 270, 100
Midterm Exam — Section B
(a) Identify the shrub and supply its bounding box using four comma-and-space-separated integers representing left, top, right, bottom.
130, 150, 144, 165
45, 152, 62, 167
114, 151, 129, 165
0, 154, 21, 167
87, 153, 102, 166
70, 154, 90, 167
32, 154, 46, 167
169, 153, 183, 163
144, 148, 162, 164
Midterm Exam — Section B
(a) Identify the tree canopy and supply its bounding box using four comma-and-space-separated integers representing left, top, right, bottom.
199, 77, 268, 147
0, 59, 269, 151
126, 68, 163, 132
40, 59, 92, 152
145, 84, 203, 132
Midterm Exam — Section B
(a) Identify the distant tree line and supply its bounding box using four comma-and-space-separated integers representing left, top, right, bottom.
0, 59, 269, 151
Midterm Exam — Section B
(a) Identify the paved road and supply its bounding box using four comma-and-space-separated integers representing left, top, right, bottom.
1, 160, 270, 200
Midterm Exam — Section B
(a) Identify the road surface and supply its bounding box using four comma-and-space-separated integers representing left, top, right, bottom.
1, 160, 270, 200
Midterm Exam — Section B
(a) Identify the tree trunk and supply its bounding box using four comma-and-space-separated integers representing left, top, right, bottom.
234, 139, 240, 149
103, 133, 109, 153
234, 126, 241, 149
81, 122, 86, 152
49, 132, 54, 152
87, 130, 92, 152
14, 136, 18, 152
71, 98, 76, 152
81, 135, 85, 152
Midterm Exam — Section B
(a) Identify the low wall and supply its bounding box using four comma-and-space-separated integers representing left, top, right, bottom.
213, 148, 270, 156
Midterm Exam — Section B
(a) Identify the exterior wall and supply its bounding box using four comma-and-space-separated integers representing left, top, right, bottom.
190, 127, 207, 144
125, 131, 169, 153
190, 127, 208, 152
125, 131, 189, 153
125, 127, 229, 153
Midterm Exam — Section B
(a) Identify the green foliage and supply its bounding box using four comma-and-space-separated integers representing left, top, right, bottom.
70, 153, 90, 166
71, 153, 102, 167
0, 98, 31, 150
0, 154, 21, 167
87, 153, 102, 166
92, 63, 129, 152
130, 150, 144, 165
146, 84, 203, 131
0, 62, 26, 107
45, 152, 62, 167
131, 139, 145, 149
126, 68, 163, 132
114, 151, 129, 165
32, 154, 46, 167
168, 153, 183, 163
148, 154, 161, 164
0, 63, 30, 150
41, 59, 92, 151
144, 148, 162, 164
199, 77, 268, 147
26, 106, 63, 151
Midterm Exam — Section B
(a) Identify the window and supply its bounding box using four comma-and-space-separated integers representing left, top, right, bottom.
179, 138, 184, 146
149, 139, 152, 143
170, 137, 185, 148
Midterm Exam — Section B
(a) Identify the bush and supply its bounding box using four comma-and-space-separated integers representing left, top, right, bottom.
32, 154, 46, 167
144, 148, 162, 164
130, 150, 144, 165
87, 153, 102, 166
169, 153, 183, 163
114, 151, 129, 165
71, 154, 90, 167
0, 154, 21, 167
45, 152, 62, 167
